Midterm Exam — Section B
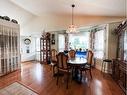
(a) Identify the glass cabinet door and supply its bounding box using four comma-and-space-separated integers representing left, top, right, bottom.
118, 32, 124, 60
124, 29, 127, 61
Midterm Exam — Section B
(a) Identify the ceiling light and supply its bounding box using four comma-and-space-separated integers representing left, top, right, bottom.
66, 4, 79, 34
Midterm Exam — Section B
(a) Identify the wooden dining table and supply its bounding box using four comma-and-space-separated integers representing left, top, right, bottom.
68, 57, 87, 83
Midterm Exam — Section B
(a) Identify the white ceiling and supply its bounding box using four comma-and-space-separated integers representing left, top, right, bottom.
10, 0, 126, 17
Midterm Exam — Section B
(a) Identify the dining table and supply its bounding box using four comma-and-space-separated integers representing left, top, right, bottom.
68, 57, 87, 83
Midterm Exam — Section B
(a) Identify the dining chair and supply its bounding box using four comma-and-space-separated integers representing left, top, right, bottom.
68, 50, 76, 59
50, 49, 57, 76
68, 50, 76, 78
80, 50, 94, 80
56, 52, 71, 89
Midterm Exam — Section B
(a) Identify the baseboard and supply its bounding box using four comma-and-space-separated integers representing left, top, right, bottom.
21, 60, 36, 63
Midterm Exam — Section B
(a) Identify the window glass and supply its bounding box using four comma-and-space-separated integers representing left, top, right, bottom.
35, 37, 40, 61
68, 32, 90, 51
94, 30, 105, 59
58, 34, 65, 52
36, 37, 40, 51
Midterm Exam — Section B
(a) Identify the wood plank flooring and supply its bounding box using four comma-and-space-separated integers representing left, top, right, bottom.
0, 61, 124, 95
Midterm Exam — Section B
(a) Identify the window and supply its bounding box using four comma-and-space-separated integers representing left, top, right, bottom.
94, 30, 105, 59
35, 37, 40, 61
124, 30, 127, 61
68, 32, 90, 50
58, 34, 65, 52
35, 37, 40, 52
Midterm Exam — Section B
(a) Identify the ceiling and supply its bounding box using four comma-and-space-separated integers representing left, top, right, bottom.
10, 0, 126, 17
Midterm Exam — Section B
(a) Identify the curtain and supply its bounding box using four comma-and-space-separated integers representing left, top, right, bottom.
58, 34, 65, 52
124, 29, 127, 61
90, 25, 106, 59
90, 30, 95, 50
0, 20, 20, 76
93, 29, 105, 59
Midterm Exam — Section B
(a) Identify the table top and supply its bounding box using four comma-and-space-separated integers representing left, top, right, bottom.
68, 57, 87, 65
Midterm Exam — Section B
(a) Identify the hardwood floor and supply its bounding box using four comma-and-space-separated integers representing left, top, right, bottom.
0, 61, 124, 95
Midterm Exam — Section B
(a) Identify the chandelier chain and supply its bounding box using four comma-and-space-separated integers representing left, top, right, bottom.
72, 4, 75, 25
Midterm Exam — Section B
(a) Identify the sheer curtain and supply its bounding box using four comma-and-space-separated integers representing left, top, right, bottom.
35, 37, 40, 61
124, 30, 127, 61
94, 30, 105, 59
58, 34, 65, 52
0, 19, 20, 76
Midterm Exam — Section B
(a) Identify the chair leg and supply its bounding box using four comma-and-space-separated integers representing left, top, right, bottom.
56, 70, 59, 85
50, 65, 52, 70
71, 68, 73, 81
104, 62, 106, 73
71, 66, 74, 80
66, 72, 69, 89
53, 65, 55, 76
89, 69, 92, 79
101, 61, 104, 72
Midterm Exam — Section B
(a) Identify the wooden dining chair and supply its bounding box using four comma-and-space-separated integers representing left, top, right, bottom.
50, 49, 57, 76
80, 50, 94, 80
56, 52, 71, 89
68, 50, 76, 59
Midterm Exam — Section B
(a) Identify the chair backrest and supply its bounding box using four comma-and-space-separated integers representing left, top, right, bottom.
87, 50, 94, 64
51, 49, 57, 61
68, 50, 76, 59
56, 52, 68, 70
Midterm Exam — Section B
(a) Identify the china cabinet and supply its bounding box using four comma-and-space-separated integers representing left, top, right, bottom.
112, 20, 127, 94
40, 32, 51, 64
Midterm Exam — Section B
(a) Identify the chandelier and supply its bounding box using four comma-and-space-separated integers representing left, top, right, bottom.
66, 4, 79, 34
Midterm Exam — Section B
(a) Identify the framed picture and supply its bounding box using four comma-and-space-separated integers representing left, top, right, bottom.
26, 46, 30, 53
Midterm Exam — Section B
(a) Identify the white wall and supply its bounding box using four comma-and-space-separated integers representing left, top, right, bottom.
22, 14, 125, 36
0, 0, 39, 62
107, 22, 121, 59
20, 14, 125, 62
20, 36, 36, 62
22, 14, 69, 36
0, 0, 125, 62
0, 0, 36, 35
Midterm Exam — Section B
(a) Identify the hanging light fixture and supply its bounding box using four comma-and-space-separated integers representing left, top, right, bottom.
66, 4, 79, 34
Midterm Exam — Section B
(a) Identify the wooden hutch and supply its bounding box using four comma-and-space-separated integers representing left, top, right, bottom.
40, 32, 51, 64
112, 20, 127, 94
